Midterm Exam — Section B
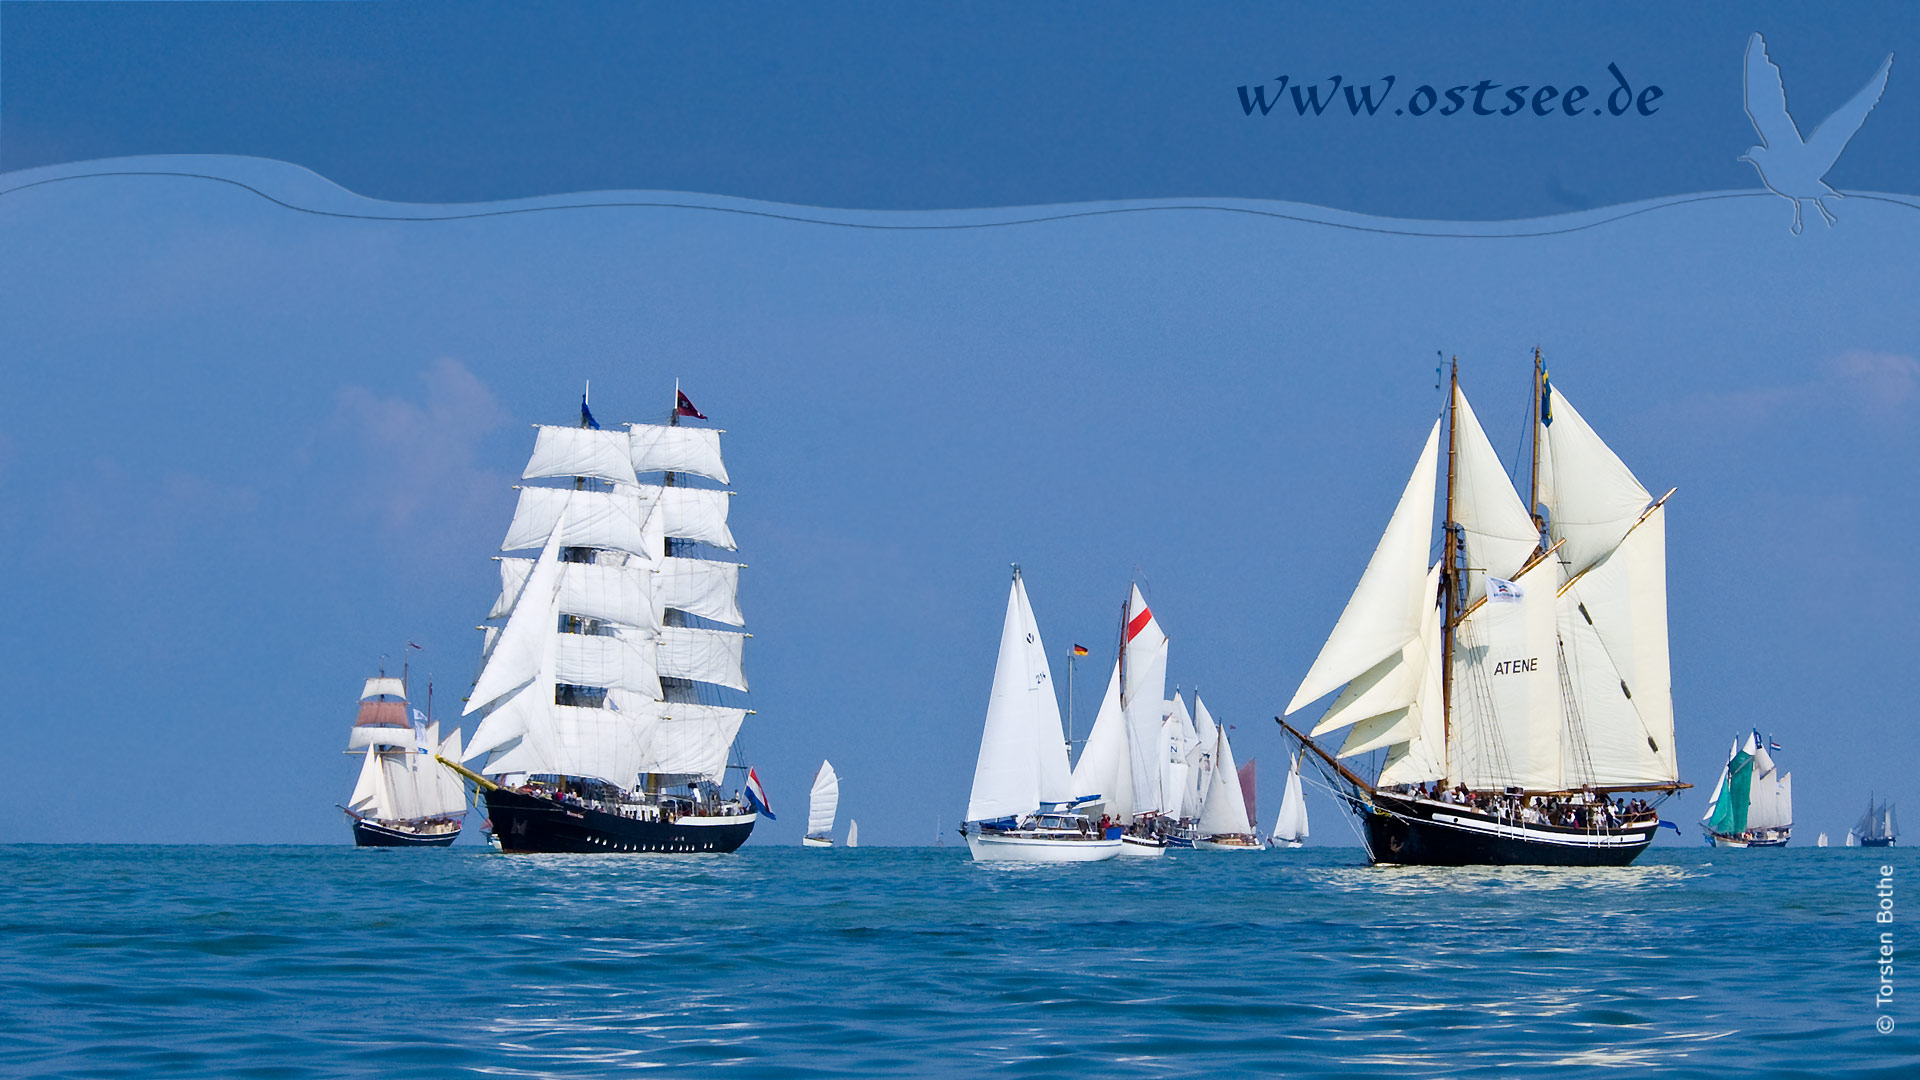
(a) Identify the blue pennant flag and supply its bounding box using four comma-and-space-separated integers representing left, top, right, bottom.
581, 396, 601, 430
1658, 819, 1680, 833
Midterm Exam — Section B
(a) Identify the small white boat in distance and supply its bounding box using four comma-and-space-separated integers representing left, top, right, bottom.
963, 567, 1121, 863
1269, 752, 1309, 849
804, 760, 838, 847
848, 819, 859, 848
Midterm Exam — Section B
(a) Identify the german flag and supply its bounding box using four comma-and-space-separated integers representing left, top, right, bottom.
1071, 644, 1090, 657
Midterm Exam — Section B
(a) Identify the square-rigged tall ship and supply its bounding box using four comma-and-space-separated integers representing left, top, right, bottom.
439, 388, 760, 853
1279, 355, 1685, 866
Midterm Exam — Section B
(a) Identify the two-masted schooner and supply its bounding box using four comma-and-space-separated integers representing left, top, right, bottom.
962, 567, 1122, 862
1067, 585, 1180, 856
440, 389, 760, 854
341, 669, 467, 846
1701, 733, 1793, 847
1280, 355, 1682, 866
1853, 796, 1898, 847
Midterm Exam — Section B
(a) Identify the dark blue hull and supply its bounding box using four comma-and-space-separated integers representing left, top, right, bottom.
483, 788, 756, 854
1359, 792, 1657, 867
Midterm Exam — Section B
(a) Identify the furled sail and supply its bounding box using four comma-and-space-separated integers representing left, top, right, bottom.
1286, 422, 1441, 715
808, 760, 840, 838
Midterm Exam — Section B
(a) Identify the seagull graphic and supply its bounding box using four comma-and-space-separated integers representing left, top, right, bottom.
1741, 32, 1893, 233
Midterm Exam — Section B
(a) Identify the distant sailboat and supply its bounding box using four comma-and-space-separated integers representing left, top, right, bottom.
1854, 796, 1898, 847
1194, 723, 1260, 851
1068, 585, 1177, 857
848, 820, 860, 848
342, 669, 467, 846
1702, 733, 1792, 847
805, 760, 839, 847
1818, 833, 1829, 847
1270, 752, 1309, 848
962, 567, 1122, 862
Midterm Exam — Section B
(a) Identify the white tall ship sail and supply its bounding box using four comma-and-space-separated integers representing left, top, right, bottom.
1270, 752, 1310, 848
342, 670, 466, 846
448, 390, 761, 854
1280, 355, 1680, 866
804, 760, 840, 847
963, 568, 1122, 862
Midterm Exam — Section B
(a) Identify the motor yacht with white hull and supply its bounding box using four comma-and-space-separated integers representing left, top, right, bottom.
342, 669, 467, 847
1279, 355, 1686, 867
442, 388, 760, 854
962, 568, 1122, 863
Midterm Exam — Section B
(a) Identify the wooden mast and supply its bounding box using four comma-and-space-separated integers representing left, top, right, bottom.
1529, 347, 1544, 530
1440, 358, 1459, 786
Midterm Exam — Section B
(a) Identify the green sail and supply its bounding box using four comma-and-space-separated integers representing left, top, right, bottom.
1705, 750, 1754, 835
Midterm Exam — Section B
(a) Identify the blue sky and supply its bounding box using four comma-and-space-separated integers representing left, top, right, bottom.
0, 155, 1914, 844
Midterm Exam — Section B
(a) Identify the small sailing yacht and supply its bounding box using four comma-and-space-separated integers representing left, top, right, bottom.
804, 760, 839, 847
1269, 752, 1310, 848
1853, 796, 1898, 847
342, 668, 467, 846
962, 567, 1122, 862
848, 820, 860, 848
1702, 733, 1792, 847
1194, 722, 1261, 851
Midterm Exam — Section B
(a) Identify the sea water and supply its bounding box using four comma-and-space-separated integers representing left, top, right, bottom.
1, 844, 1912, 1077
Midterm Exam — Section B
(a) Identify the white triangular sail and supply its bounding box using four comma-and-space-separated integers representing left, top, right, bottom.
967, 579, 1044, 822
1272, 752, 1309, 844
1068, 658, 1132, 817
1538, 388, 1653, 579
1451, 386, 1542, 607
1014, 576, 1076, 808
1120, 586, 1171, 819
847, 819, 860, 848
468, 517, 569, 713
808, 760, 840, 838
1196, 727, 1253, 837
1287, 421, 1441, 714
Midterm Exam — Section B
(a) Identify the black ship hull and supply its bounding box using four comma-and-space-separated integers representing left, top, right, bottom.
351, 817, 461, 847
1862, 838, 1897, 848
483, 788, 756, 854
1358, 792, 1657, 867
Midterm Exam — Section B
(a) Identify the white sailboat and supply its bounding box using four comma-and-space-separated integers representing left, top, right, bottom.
1194, 723, 1260, 850
1067, 585, 1178, 857
963, 567, 1122, 862
848, 820, 860, 848
1269, 752, 1310, 848
1280, 356, 1680, 865
804, 760, 839, 847
342, 670, 467, 846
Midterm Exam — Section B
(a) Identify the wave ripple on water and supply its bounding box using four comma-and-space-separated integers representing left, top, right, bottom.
0, 845, 1912, 1078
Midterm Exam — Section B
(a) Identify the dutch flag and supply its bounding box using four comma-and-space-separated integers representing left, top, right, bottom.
744, 767, 776, 819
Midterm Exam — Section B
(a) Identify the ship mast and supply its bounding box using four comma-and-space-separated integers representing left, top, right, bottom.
1529, 347, 1545, 546
1440, 358, 1459, 787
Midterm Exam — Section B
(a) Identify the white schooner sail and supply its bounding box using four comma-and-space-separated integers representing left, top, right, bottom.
805, 760, 840, 847
1281, 358, 1680, 866
461, 413, 751, 796
344, 673, 467, 845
